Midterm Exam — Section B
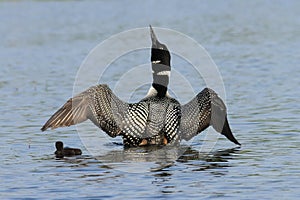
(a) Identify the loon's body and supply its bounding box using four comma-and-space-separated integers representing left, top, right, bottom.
41, 26, 240, 147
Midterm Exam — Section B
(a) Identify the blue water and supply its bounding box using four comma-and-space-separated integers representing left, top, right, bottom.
1, 0, 300, 199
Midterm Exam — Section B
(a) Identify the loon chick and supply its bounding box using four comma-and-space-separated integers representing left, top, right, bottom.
41, 26, 240, 147
54, 141, 82, 158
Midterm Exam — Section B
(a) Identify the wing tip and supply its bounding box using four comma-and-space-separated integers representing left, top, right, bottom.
41, 123, 54, 132
221, 118, 241, 146
41, 126, 46, 132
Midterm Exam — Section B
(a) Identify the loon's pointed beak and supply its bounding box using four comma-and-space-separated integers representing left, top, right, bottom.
150, 25, 159, 47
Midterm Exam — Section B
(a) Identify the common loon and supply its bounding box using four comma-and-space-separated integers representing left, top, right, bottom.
54, 141, 82, 158
41, 26, 240, 147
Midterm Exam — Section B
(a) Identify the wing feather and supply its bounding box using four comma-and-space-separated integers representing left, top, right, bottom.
41, 84, 127, 137
179, 88, 240, 145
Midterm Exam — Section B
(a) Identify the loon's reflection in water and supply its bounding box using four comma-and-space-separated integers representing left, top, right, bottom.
54, 144, 241, 173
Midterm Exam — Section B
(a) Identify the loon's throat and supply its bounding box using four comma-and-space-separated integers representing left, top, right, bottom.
151, 63, 170, 97
152, 83, 168, 98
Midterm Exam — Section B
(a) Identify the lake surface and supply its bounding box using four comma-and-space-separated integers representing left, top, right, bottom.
1, 0, 300, 199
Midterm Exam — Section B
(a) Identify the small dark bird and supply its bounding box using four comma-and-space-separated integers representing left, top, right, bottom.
54, 141, 82, 158
42, 26, 240, 147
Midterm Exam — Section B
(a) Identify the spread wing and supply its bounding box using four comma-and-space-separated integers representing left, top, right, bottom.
41, 84, 181, 147
41, 84, 128, 138
179, 88, 240, 145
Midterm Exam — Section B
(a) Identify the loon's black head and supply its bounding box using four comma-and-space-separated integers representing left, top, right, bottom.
150, 25, 171, 67
149, 25, 171, 98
